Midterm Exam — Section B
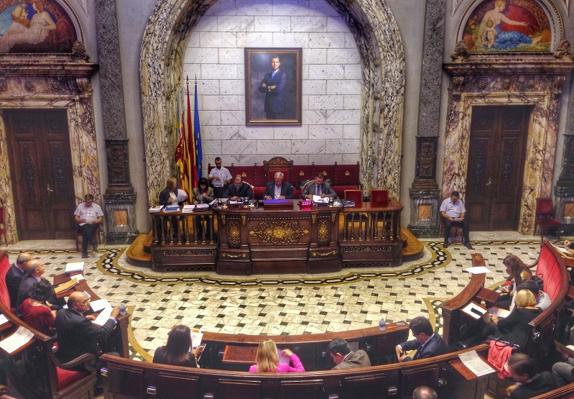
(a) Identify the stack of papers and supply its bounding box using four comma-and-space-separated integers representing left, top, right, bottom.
70, 274, 85, 282
149, 206, 163, 213
0, 314, 8, 326
54, 279, 78, 295
0, 326, 34, 354
195, 203, 209, 210
65, 262, 84, 273
458, 350, 495, 377
92, 306, 113, 326
312, 195, 329, 203
90, 299, 111, 312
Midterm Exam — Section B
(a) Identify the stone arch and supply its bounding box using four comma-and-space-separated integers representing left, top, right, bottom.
140, 0, 406, 205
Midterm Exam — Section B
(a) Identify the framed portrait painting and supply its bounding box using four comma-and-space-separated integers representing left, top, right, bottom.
244, 48, 302, 126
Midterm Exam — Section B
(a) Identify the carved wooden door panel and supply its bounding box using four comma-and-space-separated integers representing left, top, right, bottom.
5, 109, 76, 239
466, 106, 530, 230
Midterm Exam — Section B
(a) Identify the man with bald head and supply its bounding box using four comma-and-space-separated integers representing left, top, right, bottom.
55, 291, 120, 363
16, 259, 49, 308
264, 171, 293, 199
413, 386, 437, 399
6, 252, 31, 308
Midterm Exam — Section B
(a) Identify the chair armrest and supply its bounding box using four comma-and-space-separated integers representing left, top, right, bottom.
58, 353, 98, 370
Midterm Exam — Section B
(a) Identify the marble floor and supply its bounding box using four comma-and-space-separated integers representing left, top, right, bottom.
1, 232, 561, 362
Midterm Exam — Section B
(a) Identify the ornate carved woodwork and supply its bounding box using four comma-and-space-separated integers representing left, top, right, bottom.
150, 200, 403, 274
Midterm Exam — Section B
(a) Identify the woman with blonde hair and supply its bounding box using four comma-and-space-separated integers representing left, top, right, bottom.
487, 289, 541, 348
248, 340, 305, 373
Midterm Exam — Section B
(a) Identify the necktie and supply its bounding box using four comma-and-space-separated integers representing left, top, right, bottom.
316, 185, 322, 195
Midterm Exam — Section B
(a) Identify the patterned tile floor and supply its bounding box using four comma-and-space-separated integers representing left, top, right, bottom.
1, 234, 559, 360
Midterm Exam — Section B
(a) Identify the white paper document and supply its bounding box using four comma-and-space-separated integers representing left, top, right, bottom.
494, 307, 511, 318
195, 204, 209, 209
190, 329, 203, 349
70, 274, 85, 282
312, 195, 329, 203
90, 299, 111, 313
458, 350, 495, 377
0, 326, 34, 354
65, 262, 84, 273
149, 206, 163, 213
182, 205, 195, 213
92, 306, 113, 326
0, 314, 8, 325
462, 302, 487, 320
465, 266, 491, 274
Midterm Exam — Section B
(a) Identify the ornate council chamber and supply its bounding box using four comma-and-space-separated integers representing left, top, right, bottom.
149, 200, 403, 275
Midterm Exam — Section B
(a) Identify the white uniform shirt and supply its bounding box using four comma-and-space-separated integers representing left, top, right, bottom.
208, 167, 232, 188
440, 198, 466, 218
74, 202, 104, 225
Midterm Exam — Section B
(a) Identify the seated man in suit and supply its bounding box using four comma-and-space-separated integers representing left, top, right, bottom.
16, 259, 50, 308
226, 174, 253, 200
74, 194, 104, 258
55, 291, 120, 364
6, 252, 31, 309
301, 173, 336, 199
395, 316, 447, 362
440, 190, 473, 249
327, 338, 371, 370
264, 171, 293, 199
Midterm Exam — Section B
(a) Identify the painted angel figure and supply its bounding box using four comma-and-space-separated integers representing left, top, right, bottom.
0, 1, 56, 53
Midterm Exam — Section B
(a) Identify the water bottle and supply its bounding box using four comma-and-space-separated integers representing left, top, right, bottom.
378, 318, 386, 332
119, 303, 127, 316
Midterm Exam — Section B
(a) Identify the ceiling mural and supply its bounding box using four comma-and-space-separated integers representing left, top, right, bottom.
0, 0, 76, 53
463, 0, 552, 52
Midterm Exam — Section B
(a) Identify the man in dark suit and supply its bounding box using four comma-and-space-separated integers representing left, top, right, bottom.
55, 291, 120, 363
259, 56, 287, 119
301, 173, 336, 199
226, 174, 253, 200
6, 252, 31, 308
327, 338, 371, 370
264, 171, 293, 199
395, 316, 447, 362
16, 259, 48, 308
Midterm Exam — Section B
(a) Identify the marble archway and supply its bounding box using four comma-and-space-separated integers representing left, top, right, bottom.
140, 0, 406, 205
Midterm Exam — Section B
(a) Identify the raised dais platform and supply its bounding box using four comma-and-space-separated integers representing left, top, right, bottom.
149, 200, 404, 274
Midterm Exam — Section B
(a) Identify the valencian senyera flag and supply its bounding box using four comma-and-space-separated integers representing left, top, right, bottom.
175, 77, 203, 198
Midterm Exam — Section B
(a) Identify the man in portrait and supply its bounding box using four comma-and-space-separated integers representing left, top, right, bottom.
258, 56, 286, 119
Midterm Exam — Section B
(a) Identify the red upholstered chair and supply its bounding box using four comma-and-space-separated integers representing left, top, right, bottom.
0, 252, 10, 308
535, 198, 562, 242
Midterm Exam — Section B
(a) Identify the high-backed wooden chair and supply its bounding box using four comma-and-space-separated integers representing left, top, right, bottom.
535, 198, 562, 242
263, 156, 294, 184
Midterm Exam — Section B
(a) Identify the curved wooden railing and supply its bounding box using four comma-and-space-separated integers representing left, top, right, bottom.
101, 343, 490, 399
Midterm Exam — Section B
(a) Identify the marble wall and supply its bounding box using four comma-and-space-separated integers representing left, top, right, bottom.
183, 0, 362, 170
442, 55, 571, 234
0, 72, 100, 243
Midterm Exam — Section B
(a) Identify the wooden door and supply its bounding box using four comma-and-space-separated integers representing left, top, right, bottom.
5, 109, 76, 239
466, 106, 530, 230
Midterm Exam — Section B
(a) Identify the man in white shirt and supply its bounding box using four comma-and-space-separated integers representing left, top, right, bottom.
208, 157, 232, 198
439, 191, 472, 249
74, 194, 104, 258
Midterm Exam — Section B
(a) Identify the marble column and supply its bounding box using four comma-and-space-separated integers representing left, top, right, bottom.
407, 0, 445, 237
555, 133, 574, 233
95, 0, 137, 243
